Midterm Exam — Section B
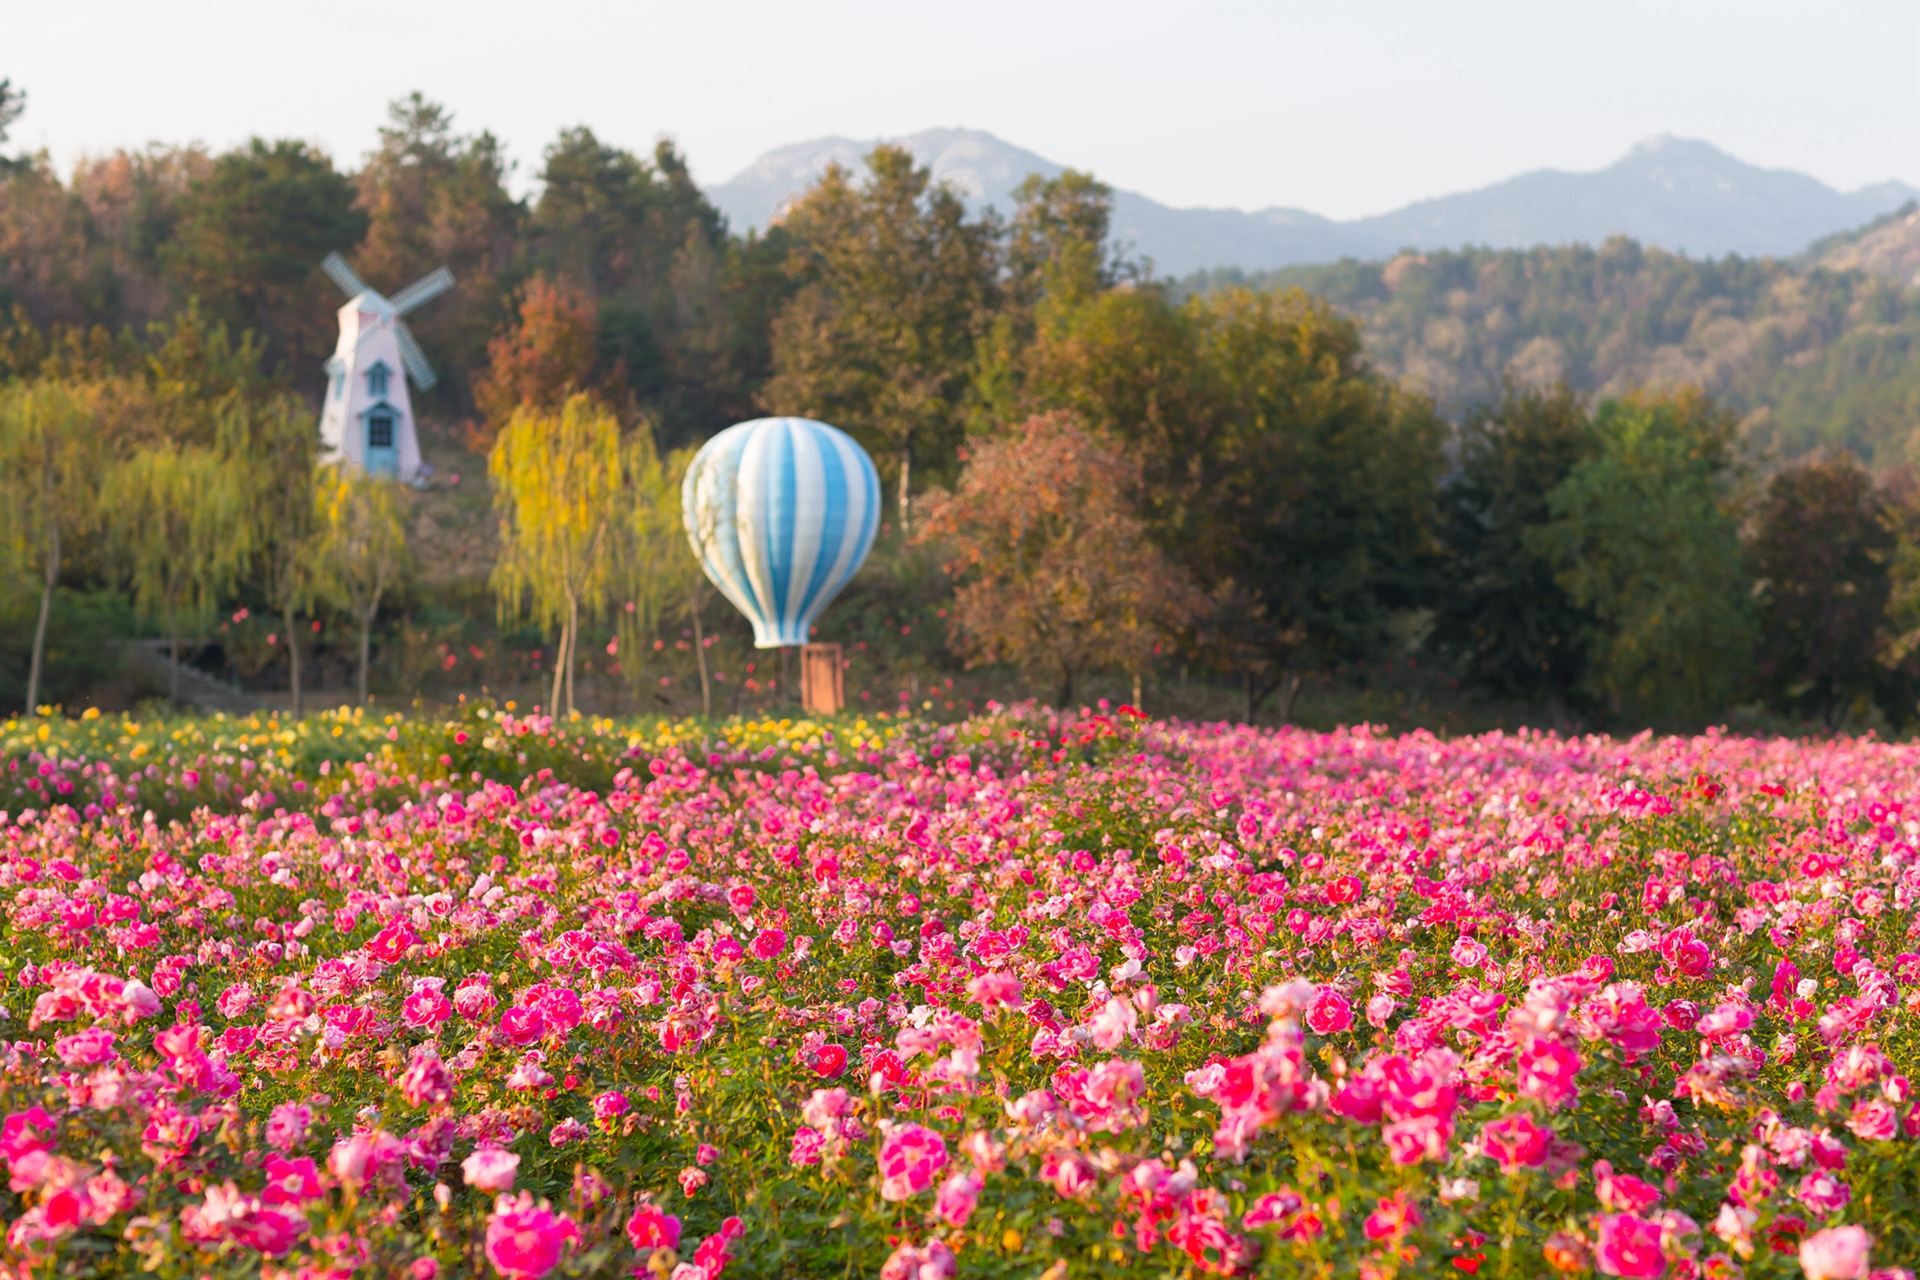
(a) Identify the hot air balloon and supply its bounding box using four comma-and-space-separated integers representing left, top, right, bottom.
683, 417, 881, 649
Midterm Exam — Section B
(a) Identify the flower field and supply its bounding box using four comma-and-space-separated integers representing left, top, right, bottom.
1, 705, 1916, 1279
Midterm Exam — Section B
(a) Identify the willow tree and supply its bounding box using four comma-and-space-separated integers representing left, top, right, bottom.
490, 392, 629, 716
0, 379, 102, 712
103, 442, 253, 703
310, 468, 408, 706
220, 395, 321, 713
617, 441, 706, 712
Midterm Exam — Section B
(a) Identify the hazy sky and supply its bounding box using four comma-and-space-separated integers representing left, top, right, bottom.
10, 0, 1918, 219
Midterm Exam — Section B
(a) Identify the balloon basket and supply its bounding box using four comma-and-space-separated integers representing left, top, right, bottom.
800, 644, 844, 717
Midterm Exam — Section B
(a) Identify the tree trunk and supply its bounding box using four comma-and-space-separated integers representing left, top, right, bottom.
1242, 671, 1255, 725
1131, 670, 1143, 710
25, 547, 56, 713
1274, 672, 1304, 723
564, 593, 579, 716
356, 612, 372, 706
547, 614, 568, 716
168, 619, 180, 705
896, 444, 912, 535
283, 600, 303, 717
691, 591, 711, 718
1058, 665, 1075, 709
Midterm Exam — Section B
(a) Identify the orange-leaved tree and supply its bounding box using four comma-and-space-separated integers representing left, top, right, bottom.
470, 273, 612, 452
916, 412, 1202, 707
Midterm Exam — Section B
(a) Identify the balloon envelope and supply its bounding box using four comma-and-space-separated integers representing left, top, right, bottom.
683, 417, 881, 649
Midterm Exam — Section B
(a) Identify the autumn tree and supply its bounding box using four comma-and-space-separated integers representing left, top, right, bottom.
1531, 390, 1755, 726
103, 443, 253, 703
0, 380, 103, 711
764, 147, 1000, 529
489, 393, 634, 715
1430, 382, 1599, 724
470, 274, 607, 451
311, 469, 409, 705
918, 413, 1201, 706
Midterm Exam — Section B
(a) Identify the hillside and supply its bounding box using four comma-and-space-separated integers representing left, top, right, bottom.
1185, 239, 1920, 467
1810, 201, 1920, 287
711, 128, 1920, 275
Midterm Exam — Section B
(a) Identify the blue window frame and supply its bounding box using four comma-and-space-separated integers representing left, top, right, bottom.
366, 362, 391, 397
368, 412, 395, 449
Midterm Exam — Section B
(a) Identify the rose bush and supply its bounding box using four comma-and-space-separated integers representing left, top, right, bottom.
0, 705, 1916, 1277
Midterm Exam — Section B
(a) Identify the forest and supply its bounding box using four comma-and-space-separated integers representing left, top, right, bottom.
4, 85, 1920, 733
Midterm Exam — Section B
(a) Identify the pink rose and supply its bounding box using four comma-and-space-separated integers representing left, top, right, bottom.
1799, 1225, 1871, 1280
498, 1005, 546, 1046
625, 1195, 682, 1251
260, 1155, 323, 1205
484, 1193, 577, 1280
877, 1123, 949, 1201
935, 1171, 981, 1226
1595, 1212, 1667, 1278
1306, 987, 1352, 1035
1479, 1111, 1551, 1171
464, 1147, 520, 1192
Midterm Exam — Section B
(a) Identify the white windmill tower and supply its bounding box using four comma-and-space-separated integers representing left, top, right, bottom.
316, 252, 454, 484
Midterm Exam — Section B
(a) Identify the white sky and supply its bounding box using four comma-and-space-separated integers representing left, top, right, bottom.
9, 0, 1918, 219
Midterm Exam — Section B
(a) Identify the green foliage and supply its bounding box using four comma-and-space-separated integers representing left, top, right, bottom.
1530, 392, 1757, 724
310, 467, 410, 704
163, 138, 368, 373
0, 586, 130, 706
102, 441, 255, 688
763, 147, 1001, 525
1430, 383, 1599, 717
1189, 239, 1920, 465
1747, 452, 1892, 726
490, 394, 660, 713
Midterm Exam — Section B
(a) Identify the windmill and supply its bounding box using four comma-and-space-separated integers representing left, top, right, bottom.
316, 252, 454, 485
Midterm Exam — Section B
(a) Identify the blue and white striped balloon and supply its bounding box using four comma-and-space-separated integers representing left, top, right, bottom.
682, 417, 881, 649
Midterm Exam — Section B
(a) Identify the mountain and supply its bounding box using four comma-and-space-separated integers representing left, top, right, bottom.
709, 128, 1920, 275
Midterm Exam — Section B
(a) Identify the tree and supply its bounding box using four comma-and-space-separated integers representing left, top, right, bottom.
615, 442, 703, 708
1747, 452, 1891, 727
224, 396, 322, 714
354, 94, 523, 407
470, 274, 608, 451
103, 443, 253, 703
0, 78, 23, 154
1005, 170, 1118, 314
0, 380, 102, 711
917, 413, 1201, 706
1530, 390, 1756, 726
489, 393, 632, 715
1185, 288, 1445, 719
763, 147, 1000, 529
1430, 383, 1599, 723
311, 469, 409, 706
165, 138, 367, 373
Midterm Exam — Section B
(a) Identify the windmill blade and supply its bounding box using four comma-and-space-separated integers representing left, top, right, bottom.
321, 252, 369, 298
389, 266, 455, 317
394, 321, 438, 391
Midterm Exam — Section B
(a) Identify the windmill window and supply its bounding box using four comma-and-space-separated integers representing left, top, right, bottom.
368, 413, 395, 449
330, 370, 344, 400
366, 362, 391, 397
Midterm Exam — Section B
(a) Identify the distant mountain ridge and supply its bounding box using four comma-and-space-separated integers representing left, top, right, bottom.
709, 128, 1920, 276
